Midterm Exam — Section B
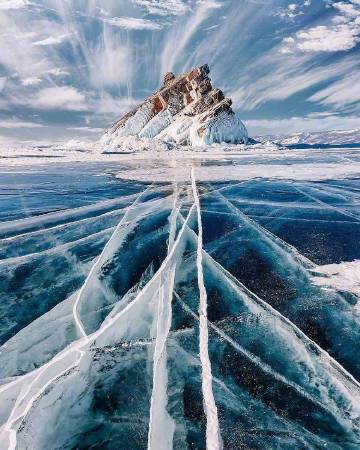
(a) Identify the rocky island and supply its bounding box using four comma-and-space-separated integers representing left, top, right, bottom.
101, 64, 248, 149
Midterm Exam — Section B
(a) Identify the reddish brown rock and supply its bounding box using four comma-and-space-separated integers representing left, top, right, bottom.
103, 64, 248, 146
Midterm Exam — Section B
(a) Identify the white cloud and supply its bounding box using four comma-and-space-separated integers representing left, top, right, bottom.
278, 3, 303, 19
0, 118, 45, 128
282, 0, 360, 53
131, 0, 190, 16
94, 94, 138, 115
230, 53, 358, 111
33, 87, 88, 111
86, 35, 133, 89
296, 24, 359, 52
44, 68, 70, 77
0, 0, 29, 10
33, 33, 71, 46
96, 7, 110, 17
102, 17, 162, 31
334, 1, 360, 18
21, 76, 42, 86
67, 126, 103, 133
282, 37, 295, 44
0, 15, 52, 78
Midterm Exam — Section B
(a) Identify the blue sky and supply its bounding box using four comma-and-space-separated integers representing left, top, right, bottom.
0, 0, 359, 143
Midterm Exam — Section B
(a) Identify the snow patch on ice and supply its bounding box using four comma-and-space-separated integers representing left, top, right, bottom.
312, 260, 360, 303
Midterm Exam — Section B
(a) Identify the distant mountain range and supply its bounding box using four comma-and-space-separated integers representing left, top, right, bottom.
258, 129, 360, 148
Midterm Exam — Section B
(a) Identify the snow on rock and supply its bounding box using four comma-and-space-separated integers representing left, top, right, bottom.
100, 135, 173, 153
100, 64, 248, 150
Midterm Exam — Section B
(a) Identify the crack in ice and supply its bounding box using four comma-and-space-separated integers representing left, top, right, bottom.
0, 198, 197, 449
147, 185, 179, 450
191, 168, 222, 450
73, 186, 158, 338
293, 184, 360, 223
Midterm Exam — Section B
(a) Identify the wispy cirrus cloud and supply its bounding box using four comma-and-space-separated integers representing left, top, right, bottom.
102, 16, 162, 30
33, 33, 72, 46
0, 118, 45, 128
66, 126, 103, 133
309, 69, 360, 109
160, 0, 222, 77
44, 68, 69, 77
229, 49, 359, 112
0, 77, 6, 92
132, 0, 190, 16
0, 0, 360, 141
86, 37, 133, 89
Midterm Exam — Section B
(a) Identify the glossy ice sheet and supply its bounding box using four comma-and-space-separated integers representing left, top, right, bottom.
0, 161, 359, 449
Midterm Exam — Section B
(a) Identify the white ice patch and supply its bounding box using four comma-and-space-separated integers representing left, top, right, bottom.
312, 259, 360, 304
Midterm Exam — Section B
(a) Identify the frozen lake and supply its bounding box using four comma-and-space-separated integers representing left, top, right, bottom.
0, 149, 360, 449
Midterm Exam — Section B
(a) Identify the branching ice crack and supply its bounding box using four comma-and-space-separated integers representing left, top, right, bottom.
294, 184, 360, 223
0, 196, 197, 449
73, 185, 156, 338
176, 209, 360, 432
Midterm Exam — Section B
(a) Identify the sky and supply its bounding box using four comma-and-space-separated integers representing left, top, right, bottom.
0, 0, 359, 144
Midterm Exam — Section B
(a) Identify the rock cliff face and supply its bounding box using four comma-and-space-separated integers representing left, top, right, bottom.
101, 64, 248, 148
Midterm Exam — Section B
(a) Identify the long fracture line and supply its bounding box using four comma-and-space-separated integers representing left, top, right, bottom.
147, 185, 179, 450
191, 168, 222, 450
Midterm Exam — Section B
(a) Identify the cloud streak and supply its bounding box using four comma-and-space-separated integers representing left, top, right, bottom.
102, 16, 162, 30
160, 0, 222, 77
33, 33, 72, 46
132, 0, 190, 16
0, 118, 45, 128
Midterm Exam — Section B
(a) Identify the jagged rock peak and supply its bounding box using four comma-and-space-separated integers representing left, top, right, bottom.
101, 64, 248, 148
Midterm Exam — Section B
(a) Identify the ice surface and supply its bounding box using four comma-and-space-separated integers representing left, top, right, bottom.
1, 154, 360, 448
